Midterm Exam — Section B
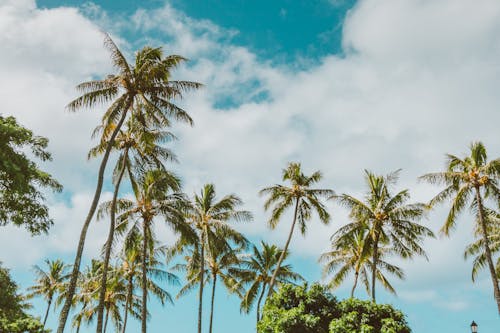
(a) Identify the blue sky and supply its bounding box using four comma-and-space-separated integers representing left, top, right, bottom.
2, 0, 500, 332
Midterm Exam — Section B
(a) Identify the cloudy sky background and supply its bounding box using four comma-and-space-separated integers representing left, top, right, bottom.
1, 0, 500, 331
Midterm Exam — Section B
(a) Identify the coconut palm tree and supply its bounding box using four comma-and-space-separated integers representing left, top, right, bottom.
334, 170, 433, 302
233, 241, 303, 325
260, 162, 333, 293
92, 113, 177, 329
27, 259, 69, 329
320, 229, 404, 298
59, 34, 201, 333
106, 169, 187, 333
421, 142, 500, 313
173, 184, 251, 333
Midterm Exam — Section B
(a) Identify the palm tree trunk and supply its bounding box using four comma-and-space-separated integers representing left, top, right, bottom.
103, 307, 109, 333
97, 148, 129, 333
351, 272, 359, 298
208, 273, 217, 333
475, 186, 500, 314
142, 221, 149, 333
371, 232, 380, 303
256, 283, 267, 325
198, 239, 205, 333
268, 197, 300, 293
57, 103, 131, 333
42, 297, 52, 329
76, 321, 81, 333
121, 275, 133, 333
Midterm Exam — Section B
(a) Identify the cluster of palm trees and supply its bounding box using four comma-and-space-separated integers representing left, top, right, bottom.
25, 32, 500, 333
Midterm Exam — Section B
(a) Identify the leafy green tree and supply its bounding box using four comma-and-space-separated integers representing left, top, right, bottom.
27, 259, 69, 329
329, 299, 411, 333
321, 229, 404, 298
421, 142, 500, 314
234, 242, 304, 325
333, 170, 432, 302
0, 263, 48, 333
260, 162, 333, 294
257, 283, 339, 333
91, 114, 176, 330
0, 115, 62, 235
178, 183, 252, 333
58, 34, 201, 333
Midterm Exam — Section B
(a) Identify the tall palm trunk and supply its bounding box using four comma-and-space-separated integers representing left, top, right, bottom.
57, 103, 131, 333
142, 220, 149, 333
208, 273, 217, 333
371, 231, 380, 303
121, 275, 133, 333
103, 307, 109, 333
198, 238, 205, 333
268, 198, 299, 293
97, 148, 129, 333
351, 272, 359, 298
42, 296, 52, 328
475, 186, 500, 314
256, 283, 267, 325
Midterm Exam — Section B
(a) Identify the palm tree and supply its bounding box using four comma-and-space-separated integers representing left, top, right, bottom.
320, 230, 404, 298
27, 259, 69, 329
464, 207, 500, 282
107, 169, 187, 333
234, 241, 303, 325
260, 162, 333, 293
421, 142, 500, 313
59, 34, 201, 333
174, 184, 251, 333
334, 170, 433, 302
92, 114, 177, 329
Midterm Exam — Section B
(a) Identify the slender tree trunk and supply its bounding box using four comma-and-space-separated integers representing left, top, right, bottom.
76, 321, 81, 333
371, 231, 380, 303
198, 239, 205, 333
208, 273, 217, 333
142, 221, 149, 333
256, 283, 267, 325
475, 186, 500, 315
42, 297, 52, 329
268, 198, 300, 293
103, 307, 109, 333
351, 272, 359, 298
97, 148, 129, 333
121, 275, 133, 333
57, 103, 131, 333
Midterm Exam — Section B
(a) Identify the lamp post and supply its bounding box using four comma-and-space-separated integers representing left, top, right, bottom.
470, 321, 478, 333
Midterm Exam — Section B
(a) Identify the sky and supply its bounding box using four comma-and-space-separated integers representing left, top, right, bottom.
1, 0, 500, 332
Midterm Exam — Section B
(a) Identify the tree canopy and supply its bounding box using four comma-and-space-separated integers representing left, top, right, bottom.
0, 115, 62, 235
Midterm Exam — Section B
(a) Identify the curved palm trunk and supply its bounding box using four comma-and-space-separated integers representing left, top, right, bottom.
142, 221, 149, 333
42, 296, 52, 328
103, 307, 109, 333
208, 273, 217, 333
198, 239, 205, 333
97, 148, 129, 333
57, 103, 131, 333
371, 232, 380, 303
475, 187, 500, 314
268, 198, 299, 293
351, 272, 359, 298
121, 275, 133, 333
256, 283, 267, 325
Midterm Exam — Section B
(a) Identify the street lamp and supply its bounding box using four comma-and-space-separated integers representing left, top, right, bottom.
470, 321, 478, 333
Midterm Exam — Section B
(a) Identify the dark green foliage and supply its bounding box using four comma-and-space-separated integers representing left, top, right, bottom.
0, 263, 48, 333
258, 284, 411, 333
257, 284, 339, 333
329, 299, 411, 333
0, 115, 62, 235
